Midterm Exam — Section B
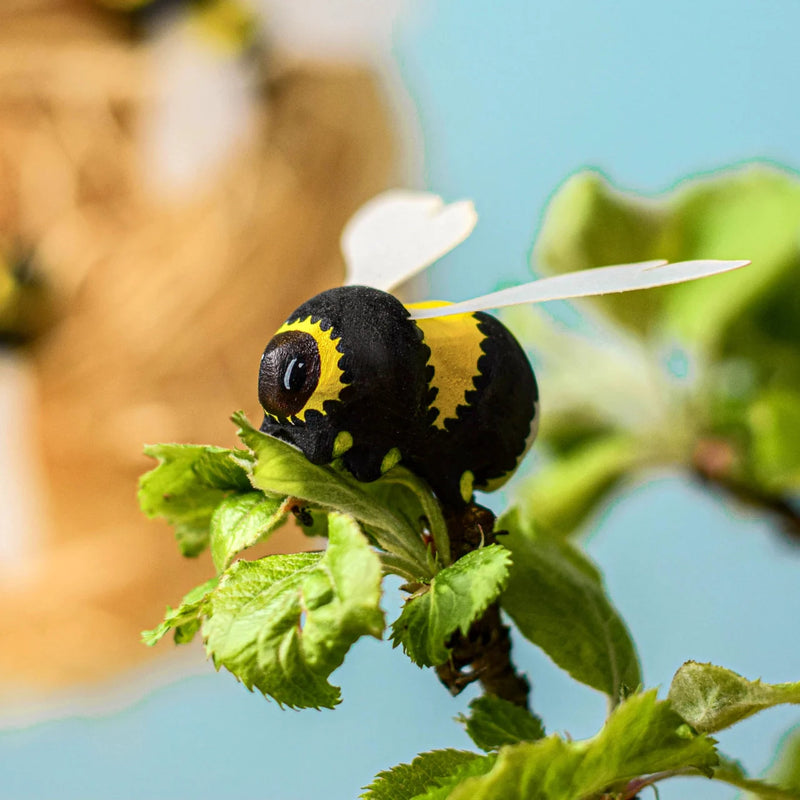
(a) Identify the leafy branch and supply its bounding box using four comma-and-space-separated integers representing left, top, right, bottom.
139, 408, 800, 797
138, 167, 800, 798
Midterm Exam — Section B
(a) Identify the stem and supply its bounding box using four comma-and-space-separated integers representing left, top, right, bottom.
435, 601, 530, 708
617, 770, 691, 798
611, 764, 800, 800
433, 501, 531, 708
692, 439, 800, 543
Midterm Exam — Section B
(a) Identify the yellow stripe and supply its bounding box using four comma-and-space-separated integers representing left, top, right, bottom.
406, 301, 485, 430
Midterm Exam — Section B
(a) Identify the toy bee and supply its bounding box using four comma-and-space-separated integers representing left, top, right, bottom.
258, 192, 747, 506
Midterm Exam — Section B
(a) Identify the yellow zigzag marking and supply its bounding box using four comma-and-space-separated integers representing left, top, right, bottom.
276, 315, 346, 422
406, 301, 485, 430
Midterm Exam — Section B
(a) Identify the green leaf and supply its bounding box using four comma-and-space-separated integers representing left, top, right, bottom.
192, 446, 254, 489
413, 756, 498, 800
142, 577, 219, 646
515, 434, 643, 538
203, 513, 384, 708
447, 690, 718, 800
668, 661, 800, 733
459, 695, 545, 752
533, 170, 673, 334
234, 412, 432, 578
362, 468, 450, 568
661, 165, 800, 354
770, 727, 800, 794
360, 749, 492, 800
498, 508, 641, 700
535, 166, 800, 354
210, 492, 288, 572
139, 443, 252, 557
390, 545, 511, 667
535, 170, 666, 279
748, 389, 800, 491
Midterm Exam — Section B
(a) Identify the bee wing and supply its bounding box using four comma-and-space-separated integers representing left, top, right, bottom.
342, 191, 477, 291
407, 259, 750, 319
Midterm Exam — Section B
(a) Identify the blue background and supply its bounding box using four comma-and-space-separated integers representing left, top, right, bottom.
3, 1, 800, 797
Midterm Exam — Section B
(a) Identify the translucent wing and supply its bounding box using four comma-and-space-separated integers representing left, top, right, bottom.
342, 190, 477, 291
407, 259, 750, 320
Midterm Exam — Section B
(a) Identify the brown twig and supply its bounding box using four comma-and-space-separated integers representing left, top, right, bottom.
433, 501, 531, 708
692, 438, 800, 544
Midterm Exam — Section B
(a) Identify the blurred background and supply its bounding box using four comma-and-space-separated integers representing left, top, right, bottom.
0, 1, 798, 798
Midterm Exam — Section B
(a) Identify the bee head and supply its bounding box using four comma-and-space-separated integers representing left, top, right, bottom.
258, 285, 430, 470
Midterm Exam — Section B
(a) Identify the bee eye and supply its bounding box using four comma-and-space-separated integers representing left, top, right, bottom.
259, 331, 321, 419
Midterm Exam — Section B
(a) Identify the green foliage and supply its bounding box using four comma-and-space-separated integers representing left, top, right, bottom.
141, 577, 219, 646
663, 168, 800, 357
748, 389, 800, 491
534, 170, 670, 333
448, 691, 718, 800
769, 728, 800, 794
512, 433, 642, 538
459, 695, 545, 752
534, 165, 800, 354
210, 492, 287, 571
391, 545, 511, 667
140, 406, 799, 796
235, 411, 436, 578
669, 662, 800, 733
204, 513, 383, 708
139, 443, 252, 556
518, 163, 800, 540
139, 165, 800, 795
498, 507, 642, 701
360, 750, 494, 800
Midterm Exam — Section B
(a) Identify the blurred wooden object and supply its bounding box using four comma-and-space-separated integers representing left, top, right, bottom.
0, 0, 394, 689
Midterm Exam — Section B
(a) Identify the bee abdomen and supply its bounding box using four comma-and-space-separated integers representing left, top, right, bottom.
409, 309, 538, 504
